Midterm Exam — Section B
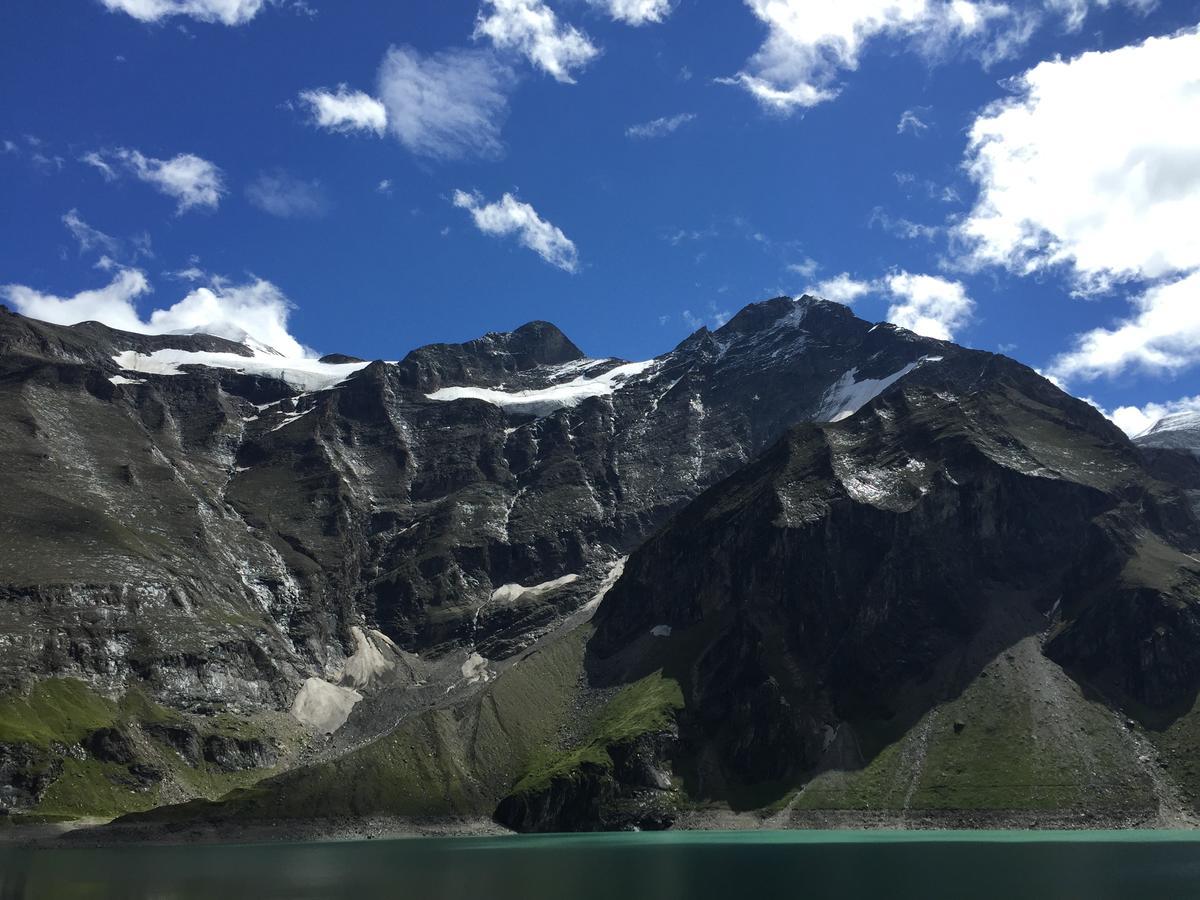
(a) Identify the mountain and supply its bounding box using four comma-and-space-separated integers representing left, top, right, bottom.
1135, 411, 1200, 455
2, 296, 1200, 835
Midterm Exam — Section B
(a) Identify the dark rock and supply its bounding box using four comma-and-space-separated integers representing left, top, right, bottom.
145, 722, 202, 766
0, 743, 62, 810
83, 727, 137, 765
202, 734, 276, 772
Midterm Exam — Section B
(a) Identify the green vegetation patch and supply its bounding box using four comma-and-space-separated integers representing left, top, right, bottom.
509, 668, 684, 798
0, 679, 119, 748
796, 645, 1153, 813
35, 757, 162, 819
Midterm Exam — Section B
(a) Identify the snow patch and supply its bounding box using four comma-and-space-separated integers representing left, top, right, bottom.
112, 348, 373, 393
651, 625, 672, 638
290, 677, 362, 734
108, 374, 144, 386
816, 357, 942, 422
490, 573, 580, 604
426, 359, 658, 418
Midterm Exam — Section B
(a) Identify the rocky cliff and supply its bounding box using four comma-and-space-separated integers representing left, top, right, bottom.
2, 296, 1200, 833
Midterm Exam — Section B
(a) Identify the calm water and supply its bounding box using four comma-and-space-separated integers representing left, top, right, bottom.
4, 830, 1200, 899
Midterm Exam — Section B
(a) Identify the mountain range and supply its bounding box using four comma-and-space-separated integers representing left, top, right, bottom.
3, 295, 1200, 835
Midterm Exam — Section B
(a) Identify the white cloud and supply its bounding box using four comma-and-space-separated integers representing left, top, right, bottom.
97, 0, 265, 25
245, 171, 329, 218
377, 179, 393, 195
377, 46, 514, 160
298, 86, 387, 135
2, 269, 153, 334
884, 271, 974, 340
960, 28, 1200, 291
1047, 271, 1200, 384
723, 0, 1012, 112
1107, 394, 1200, 438
787, 258, 820, 278
87, 148, 225, 213
2, 270, 310, 357
452, 189, 578, 272
625, 112, 696, 139
897, 108, 929, 135
474, 0, 599, 83
812, 273, 875, 305
589, 0, 673, 25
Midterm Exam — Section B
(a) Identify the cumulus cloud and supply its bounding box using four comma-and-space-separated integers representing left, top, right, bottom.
1107, 394, 1200, 438
298, 86, 387, 135
884, 271, 974, 340
245, 171, 329, 218
377, 46, 514, 160
811, 273, 874, 305
2, 270, 310, 357
474, 0, 599, 83
722, 0, 1012, 112
97, 0, 266, 25
2, 269, 153, 334
625, 112, 696, 139
452, 189, 579, 273
960, 28, 1200, 292
86, 148, 225, 213
1047, 271, 1200, 384
589, 0, 673, 24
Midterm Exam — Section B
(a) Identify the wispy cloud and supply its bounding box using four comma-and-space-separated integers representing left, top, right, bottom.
626, 112, 696, 140
453, 189, 579, 272
245, 171, 330, 218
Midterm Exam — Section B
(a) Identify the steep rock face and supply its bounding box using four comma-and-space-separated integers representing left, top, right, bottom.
588, 353, 1200, 802
0, 295, 962, 814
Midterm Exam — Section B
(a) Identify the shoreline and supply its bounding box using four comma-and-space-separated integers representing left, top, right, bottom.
2, 807, 1195, 850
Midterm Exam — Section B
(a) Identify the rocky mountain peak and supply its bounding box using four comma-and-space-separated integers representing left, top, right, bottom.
393, 319, 584, 392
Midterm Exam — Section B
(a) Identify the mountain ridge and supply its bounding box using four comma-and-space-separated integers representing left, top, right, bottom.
3, 295, 1199, 836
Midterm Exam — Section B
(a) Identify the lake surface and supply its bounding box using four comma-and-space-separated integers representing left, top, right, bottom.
4, 830, 1200, 899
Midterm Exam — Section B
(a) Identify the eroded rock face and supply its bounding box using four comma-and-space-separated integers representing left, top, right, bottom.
0, 295, 956, 708
590, 354, 1200, 798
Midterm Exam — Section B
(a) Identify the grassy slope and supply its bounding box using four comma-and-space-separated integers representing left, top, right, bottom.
143, 624, 594, 823
794, 636, 1155, 813
0, 678, 302, 821
508, 669, 684, 797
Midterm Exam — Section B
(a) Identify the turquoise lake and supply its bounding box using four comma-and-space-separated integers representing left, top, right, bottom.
4, 830, 1200, 899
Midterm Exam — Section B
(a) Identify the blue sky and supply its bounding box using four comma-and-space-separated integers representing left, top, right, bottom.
1, 0, 1198, 433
